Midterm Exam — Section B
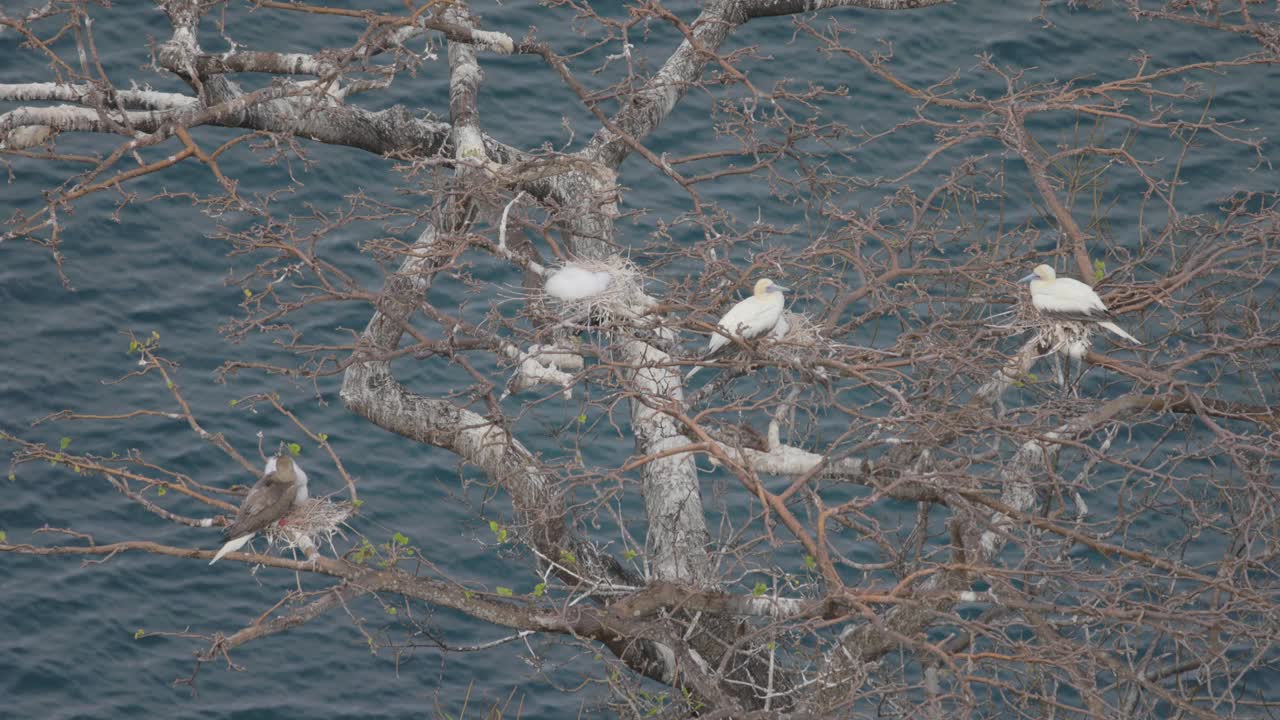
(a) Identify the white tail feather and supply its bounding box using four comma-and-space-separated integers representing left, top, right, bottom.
209, 533, 254, 565
1097, 321, 1139, 344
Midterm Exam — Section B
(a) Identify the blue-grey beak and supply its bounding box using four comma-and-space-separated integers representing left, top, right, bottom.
770, 283, 789, 293
1018, 273, 1037, 284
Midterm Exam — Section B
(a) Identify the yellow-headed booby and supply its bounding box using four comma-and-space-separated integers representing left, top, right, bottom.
686, 278, 788, 380
1020, 264, 1138, 344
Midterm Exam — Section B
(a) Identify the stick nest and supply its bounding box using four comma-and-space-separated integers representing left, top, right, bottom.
545, 257, 647, 327
1007, 303, 1095, 358
264, 498, 354, 557
763, 311, 833, 365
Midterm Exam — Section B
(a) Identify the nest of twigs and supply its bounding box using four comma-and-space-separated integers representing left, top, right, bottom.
762, 311, 831, 365
1004, 302, 1095, 359
263, 498, 354, 557
1036, 320, 1093, 359
545, 257, 647, 327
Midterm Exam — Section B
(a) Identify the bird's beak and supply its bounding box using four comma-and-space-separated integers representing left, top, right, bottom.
1018, 274, 1037, 284
771, 284, 789, 292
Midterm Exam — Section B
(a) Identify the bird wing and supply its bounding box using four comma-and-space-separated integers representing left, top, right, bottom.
1034, 278, 1114, 322
223, 472, 298, 540
705, 297, 754, 354
689, 295, 785, 379
715, 296, 782, 341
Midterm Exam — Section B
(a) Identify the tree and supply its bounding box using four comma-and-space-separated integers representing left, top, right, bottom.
3, 0, 1280, 716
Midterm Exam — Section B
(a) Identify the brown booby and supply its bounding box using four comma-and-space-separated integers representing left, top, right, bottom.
209, 453, 309, 565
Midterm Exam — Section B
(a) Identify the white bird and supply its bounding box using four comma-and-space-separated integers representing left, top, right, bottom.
1020, 264, 1139, 344
210, 454, 309, 565
686, 278, 788, 380
544, 264, 613, 301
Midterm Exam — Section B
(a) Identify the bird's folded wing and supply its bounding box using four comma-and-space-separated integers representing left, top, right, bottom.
1034, 292, 1113, 322
223, 477, 296, 539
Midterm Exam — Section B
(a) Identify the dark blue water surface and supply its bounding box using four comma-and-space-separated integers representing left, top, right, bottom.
3, 1, 1278, 717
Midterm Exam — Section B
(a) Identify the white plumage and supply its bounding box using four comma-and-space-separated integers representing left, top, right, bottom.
686, 278, 788, 380
1021, 264, 1138, 344
544, 264, 613, 301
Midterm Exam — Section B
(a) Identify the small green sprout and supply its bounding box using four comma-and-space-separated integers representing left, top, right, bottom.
59, 437, 71, 451
752, 582, 767, 597
496, 587, 513, 597
489, 520, 507, 543
287, 442, 301, 456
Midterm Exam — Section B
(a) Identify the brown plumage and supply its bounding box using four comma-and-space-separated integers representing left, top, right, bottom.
210, 454, 309, 565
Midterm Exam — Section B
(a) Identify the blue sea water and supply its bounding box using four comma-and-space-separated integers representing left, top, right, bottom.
2, 1, 1278, 717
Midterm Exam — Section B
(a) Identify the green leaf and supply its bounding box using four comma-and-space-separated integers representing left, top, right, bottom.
559, 550, 577, 565
6, 473, 13, 482
0, 530, 7, 542
59, 436, 71, 451
533, 583, 546, 597
392, 532, 409, 546
1026, 372, 1038, 382
577, 414, 587, 424
229, 399, 238, 407
318, 433, 328, 443
151, 330, 160, 341
489, 520, 500, 534
128, 340, 139, 353
624, 549, 637, 561
287, 442, 301, 456
352, 499, 364, 508
165, 380, 174, 389
133, 628, 145, 640
385, 606, 397, 615
496, 586, 513, 597
156, 486, 167, 496
243, 288, 253, 298
464, 590, 474, 601
803, 554, 817, 570
497, 528, 508, 543
752, 582, 767, 597
1093, 258, 1106, 283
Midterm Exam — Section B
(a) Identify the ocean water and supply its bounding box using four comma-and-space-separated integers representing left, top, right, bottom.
2, 1, 1278, 717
